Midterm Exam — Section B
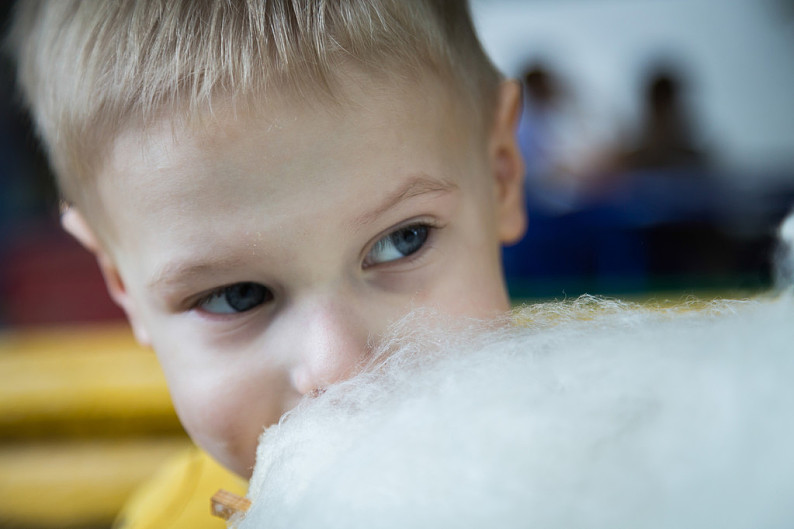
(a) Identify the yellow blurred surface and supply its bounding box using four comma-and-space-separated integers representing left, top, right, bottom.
0, 324, 182, 438
0, 439, 190, 528
0, 324, 198, 528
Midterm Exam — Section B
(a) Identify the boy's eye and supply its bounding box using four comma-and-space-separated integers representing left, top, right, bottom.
197, 282, 272, 314
364, 224, 430, 267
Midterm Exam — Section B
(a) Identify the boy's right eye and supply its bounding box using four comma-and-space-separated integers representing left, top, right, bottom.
196, 282, 273, 314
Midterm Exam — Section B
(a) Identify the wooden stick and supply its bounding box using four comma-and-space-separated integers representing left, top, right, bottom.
211, 489, 252, 520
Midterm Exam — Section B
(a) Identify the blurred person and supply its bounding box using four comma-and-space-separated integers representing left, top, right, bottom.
620, 67, 708, 172
517, 62, 619, 214
504, 62, 630, 286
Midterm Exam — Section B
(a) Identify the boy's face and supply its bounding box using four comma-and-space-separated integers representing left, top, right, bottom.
76, 74, 524, 477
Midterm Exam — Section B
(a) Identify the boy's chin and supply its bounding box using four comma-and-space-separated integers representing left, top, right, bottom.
234, 294, 794, 529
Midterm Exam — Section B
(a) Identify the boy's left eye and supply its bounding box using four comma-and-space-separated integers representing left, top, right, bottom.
364, 224, 430, 267
196, 282, 273, 315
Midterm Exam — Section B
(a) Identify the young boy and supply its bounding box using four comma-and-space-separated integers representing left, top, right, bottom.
11, 0, 525, 509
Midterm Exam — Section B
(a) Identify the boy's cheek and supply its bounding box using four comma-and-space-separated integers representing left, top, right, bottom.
408, 274, 507, 321
167, 375, 262, 474
159, 348, 297, 476
144, 330, 249, 441
429, 250, 509, 317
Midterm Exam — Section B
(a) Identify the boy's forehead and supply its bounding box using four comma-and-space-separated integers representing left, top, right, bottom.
104, 72, 466, 180
93, 73, 485, 255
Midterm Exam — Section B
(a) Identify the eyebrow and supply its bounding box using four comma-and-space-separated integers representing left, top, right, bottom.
352, 174, 459, 227
147, 256, 247, 291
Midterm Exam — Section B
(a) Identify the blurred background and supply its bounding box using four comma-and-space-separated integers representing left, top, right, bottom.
471, 0, 794, 298
1, 0, 793, 527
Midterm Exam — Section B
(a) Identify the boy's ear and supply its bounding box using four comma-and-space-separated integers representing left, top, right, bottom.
61, 207, 151, 346
489, 80, 526, 245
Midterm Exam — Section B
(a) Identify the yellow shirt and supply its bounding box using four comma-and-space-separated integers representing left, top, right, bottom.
113, 446, 248, 529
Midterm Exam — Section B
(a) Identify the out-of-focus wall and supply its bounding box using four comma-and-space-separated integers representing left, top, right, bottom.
470, 0, 794, 298
472, 0, 794, 177
0, 4, 124, 328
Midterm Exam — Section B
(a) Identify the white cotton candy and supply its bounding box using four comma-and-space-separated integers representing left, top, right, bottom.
234, 292, 794, 529
775, 209, 794, 288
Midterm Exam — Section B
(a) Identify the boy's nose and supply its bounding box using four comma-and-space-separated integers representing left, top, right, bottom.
289, 298, 372, 396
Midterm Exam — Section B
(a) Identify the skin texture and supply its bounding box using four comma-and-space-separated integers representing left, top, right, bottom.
64, 73, 525, 478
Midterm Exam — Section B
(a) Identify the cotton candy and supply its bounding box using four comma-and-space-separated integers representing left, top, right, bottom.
235, 212, 794, 529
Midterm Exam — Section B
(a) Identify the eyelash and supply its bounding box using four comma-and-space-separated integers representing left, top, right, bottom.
189, 282, 272, 314
362, 220, 438, 270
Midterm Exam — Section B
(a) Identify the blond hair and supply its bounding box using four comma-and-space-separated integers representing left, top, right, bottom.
9, 0, 502, 207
